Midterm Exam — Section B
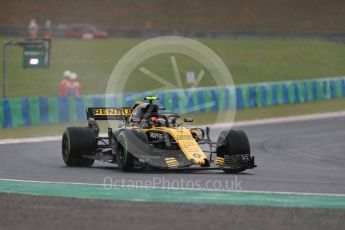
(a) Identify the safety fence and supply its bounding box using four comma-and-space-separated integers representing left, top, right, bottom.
1, 77, 345, 128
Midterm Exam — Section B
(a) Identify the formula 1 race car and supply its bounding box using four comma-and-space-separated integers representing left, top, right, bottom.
62, 97, 256, 173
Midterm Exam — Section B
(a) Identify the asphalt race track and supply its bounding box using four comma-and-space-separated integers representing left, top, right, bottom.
0, 116, 345, 229
1, 116, 345, 193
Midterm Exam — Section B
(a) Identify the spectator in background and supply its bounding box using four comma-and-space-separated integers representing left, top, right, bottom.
66, 72, 81, 97
43, 20, 52, 39
60, 70, 71, 96
28, 19, 39, 39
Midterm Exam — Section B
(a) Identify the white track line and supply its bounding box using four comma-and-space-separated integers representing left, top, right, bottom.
0, 136, 61, 145
217, 110, 345, 129
1, 110, 345, 145
0, 178, 344, 197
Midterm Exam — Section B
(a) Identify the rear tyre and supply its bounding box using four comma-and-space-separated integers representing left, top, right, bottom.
115, 129, 149, 171
116, 131, 135, 171
62, 127, 97, 167
217, 129, 251, 173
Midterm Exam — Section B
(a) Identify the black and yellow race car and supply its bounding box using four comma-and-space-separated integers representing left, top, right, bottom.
62, 97, 256, 173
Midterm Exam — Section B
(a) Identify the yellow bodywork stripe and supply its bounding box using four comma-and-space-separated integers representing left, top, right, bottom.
165, 157, 179, 167
151, 127, 207, 165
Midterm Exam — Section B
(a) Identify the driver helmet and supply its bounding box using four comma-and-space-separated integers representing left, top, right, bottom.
130, 103, 159, 122
153, 117, 166, 127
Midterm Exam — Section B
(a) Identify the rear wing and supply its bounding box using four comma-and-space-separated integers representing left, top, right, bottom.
86, 107, 132, 120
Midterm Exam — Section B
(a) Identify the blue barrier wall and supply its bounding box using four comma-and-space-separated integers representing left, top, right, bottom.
1, 77, 345, 128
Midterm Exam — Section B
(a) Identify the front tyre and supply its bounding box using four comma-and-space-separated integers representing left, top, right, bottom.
216, 129, 253, 173
62, 127, 97, 167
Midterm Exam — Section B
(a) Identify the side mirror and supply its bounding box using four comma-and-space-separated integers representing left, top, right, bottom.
184, 118, 193, 122
190, 128, 204, 140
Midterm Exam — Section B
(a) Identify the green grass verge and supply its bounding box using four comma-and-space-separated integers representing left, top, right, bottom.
1, 99, 345, 139
1, 37, 344, 138
1, 37, 345, 97
191, 99, 345, 125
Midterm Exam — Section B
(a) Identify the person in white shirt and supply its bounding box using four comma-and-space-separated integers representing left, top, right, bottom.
66, 73, 81, 97
28, 19, 39, 39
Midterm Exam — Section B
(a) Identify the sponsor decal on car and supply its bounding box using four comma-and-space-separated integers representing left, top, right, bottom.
192, 153, 201, 158
176, 135, 194, 141
149, 132, 164, 139
92, 108, 131, 116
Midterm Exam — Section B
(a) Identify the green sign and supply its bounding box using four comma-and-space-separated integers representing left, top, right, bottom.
23, 43, 49, 68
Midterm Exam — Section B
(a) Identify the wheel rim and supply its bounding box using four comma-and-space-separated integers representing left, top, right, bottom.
111, 136, 116, 155
118, 134, 128, 165
62, 134, 69, 159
